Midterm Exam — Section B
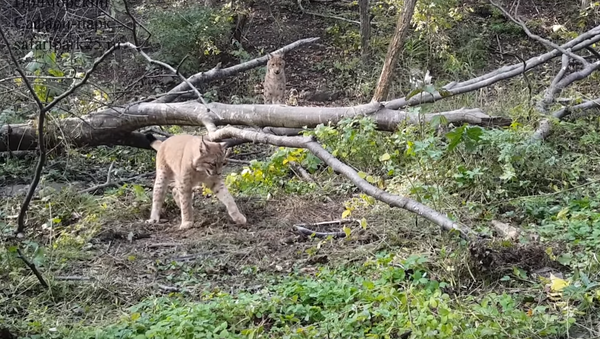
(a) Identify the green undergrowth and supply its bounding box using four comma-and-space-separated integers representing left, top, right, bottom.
26, 253, 577, 339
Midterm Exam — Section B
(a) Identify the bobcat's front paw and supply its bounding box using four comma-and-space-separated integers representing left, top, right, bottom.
179, 221, 194, 230
232, 213, 247, 225
145, 218, 160, 224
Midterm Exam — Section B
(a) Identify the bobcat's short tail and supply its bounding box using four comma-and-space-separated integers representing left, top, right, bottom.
145, 133, 163, 151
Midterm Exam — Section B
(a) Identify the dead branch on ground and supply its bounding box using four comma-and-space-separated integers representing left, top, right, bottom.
78, 171, 155, 194
209, 127, 477, 240
293, 219, 360, 237
294, 225, 347, 238
295, 219, 360, 227
54, 275, 93, 281
289, 161, 315, 182
532, 97, 600, 140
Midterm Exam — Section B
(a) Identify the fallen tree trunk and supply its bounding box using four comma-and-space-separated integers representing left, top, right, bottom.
0, 101, 509, 152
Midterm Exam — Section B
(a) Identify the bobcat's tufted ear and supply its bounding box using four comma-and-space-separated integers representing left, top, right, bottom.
267, 52, 273, 60
224, 147, 232, 158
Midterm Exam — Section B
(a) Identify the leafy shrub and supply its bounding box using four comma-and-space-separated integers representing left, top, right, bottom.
226, 147, 320, 196
145, 5, 234, 75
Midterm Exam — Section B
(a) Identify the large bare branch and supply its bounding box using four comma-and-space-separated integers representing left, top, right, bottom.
537, 54, 570, 113
384, 26, 600, 110
0, 103, 508, 152
208, 127, 477, 239
154, 37, 321, 104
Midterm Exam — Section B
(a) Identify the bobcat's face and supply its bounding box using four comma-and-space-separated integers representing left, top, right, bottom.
267, 54, 285, 76
195, 141, 230, 176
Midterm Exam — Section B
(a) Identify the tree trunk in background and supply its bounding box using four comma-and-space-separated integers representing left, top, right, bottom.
372, 0, 417, 102
359, 0, 371, 62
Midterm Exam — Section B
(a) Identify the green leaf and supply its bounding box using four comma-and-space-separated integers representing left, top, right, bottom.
445, 126, 465, 152
360, 218, 368, 230
556, 207, 570, 220
342, 226, 351, 237
25, 61, 43, 73
32, 246, 46, 267
424, 84, 436, 94
465, 126, 483, 141
379, 153, 391, 162
48, 68, 64, 77
362, 280, 375, 290
429, 115, 442, 128
357, 171, 367, 179
405, 88, 423, 100
366, 175, 377, 184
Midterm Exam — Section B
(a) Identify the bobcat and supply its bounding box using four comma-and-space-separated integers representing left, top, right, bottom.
145, 133, 247, 230
263, 52, 286, 104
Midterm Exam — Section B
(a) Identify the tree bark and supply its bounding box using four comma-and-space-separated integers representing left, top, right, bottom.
359, 0, 371, 62
0, 103, 508, 152
371, 0, 417, 102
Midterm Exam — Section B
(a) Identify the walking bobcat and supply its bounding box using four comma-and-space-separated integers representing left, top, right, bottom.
263, 52, 286, 104
145, 133, 247, 229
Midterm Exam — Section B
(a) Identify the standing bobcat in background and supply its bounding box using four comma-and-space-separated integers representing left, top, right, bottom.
263, 52, 286, 104
145, 134, 247, 230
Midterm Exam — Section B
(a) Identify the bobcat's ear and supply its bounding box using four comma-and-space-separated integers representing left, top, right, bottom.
267, 52, 273, 60
200, 136, 209, 151
224, 147, 232, 158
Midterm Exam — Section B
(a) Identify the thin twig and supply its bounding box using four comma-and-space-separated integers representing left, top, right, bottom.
585, 46, 600, 59
538, 54, 570, 113
157, 284, 182, 292
16, 248, 49, 288
489, 0, 589, 66
78, 172, 154, 194
147, 242, 183, 248
294, 225, 348, 238
54, 275, 92, 281
294, 219, 360, 227
118, 42, 220, 128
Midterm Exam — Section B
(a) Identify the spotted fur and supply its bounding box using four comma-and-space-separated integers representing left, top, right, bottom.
145, 133, 246, 229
